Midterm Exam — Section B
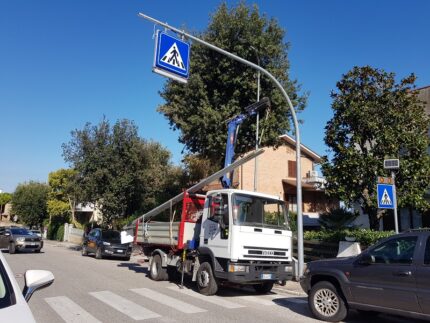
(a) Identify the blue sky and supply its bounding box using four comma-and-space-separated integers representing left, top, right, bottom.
1, 0, 429, 193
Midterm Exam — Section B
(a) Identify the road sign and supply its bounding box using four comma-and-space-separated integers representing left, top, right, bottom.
153, 30, 190, 83
377, 184, 395, 209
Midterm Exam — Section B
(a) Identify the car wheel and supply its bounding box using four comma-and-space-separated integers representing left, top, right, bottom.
82, 245, 88, 256
9, 242, 16, 254
309, 281, 348, 322
196, 262, 218, 296
95, 247, 103, 259
149, 254, 168, 281
35, 249, 41, 253
253, 282, 274, 294
124, 256, 131, 261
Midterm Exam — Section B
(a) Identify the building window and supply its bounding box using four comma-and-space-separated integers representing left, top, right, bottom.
288, 160, 297, 178
288, 195, 297, 212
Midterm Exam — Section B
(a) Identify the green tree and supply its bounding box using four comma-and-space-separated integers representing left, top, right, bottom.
11, 181, 49, 228
0, 192, 12, 219
321, 66, 430, 229
158, 2, 306, 166
47, 168, 78, 222
62, 118, 182, 225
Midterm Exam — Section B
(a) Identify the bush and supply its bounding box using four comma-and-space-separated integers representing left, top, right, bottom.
318, 207, 359, 230
304, 229, 395, 247
56, 225, 65, 241
288, 211, 297, 232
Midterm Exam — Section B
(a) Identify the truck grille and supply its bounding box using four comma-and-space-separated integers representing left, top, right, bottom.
243, 246, 289, 260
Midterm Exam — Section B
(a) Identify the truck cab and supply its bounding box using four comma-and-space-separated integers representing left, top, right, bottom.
197, 189, 293, 293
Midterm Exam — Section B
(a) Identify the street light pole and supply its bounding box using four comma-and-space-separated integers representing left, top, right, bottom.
250, 46, 260, 192
138, 12, 305, 278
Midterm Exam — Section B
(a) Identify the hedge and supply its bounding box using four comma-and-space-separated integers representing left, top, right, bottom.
304, 229, 395, 247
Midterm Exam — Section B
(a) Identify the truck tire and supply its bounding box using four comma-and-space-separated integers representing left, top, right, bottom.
253, 282, 274, 294
309, 281, 348, 322
196, 262, 218, 296
149, 254, 168, 281
9, 242, 16, 254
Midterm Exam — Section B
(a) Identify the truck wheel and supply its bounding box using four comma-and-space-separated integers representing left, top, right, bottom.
95, 247, 103, 259
253, 282, 274, 294
149, 254, 168, 281
9, 242, 16, 254
196, 262, 218, 296
309, 281, 348, 322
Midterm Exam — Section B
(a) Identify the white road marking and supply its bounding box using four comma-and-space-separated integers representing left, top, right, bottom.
236, 295, 276, 306
167, 286, 245, 309
131, 288, 207, 314
89, 290, 161, 320
45, 296, 102, 323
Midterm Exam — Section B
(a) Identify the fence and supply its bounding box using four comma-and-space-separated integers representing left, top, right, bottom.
63, 223, 84, 244
293, 239, 339, 262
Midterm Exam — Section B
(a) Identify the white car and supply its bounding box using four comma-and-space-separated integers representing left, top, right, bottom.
0, 251, 54, 322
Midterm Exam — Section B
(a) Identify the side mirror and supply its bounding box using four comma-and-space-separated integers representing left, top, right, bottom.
23, 270, 54, 302
358, 253, 374, 265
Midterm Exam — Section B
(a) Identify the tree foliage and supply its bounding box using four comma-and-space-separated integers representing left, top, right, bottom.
0, 192, 12, 217
62, 118, 182, 225
318, 207, 359, 230
158, 2, 306, 166
47, 168, 78, 221
321, 66, 430, 229
11, 181, 49, 227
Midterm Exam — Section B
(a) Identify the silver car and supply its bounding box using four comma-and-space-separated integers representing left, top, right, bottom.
0, 227, 43, 254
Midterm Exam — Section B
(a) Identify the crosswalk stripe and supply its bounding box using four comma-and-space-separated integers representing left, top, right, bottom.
89, 290, 160, 320
45, 296, 102, 323
167, 286, 245, 309
131, 288, 207, 314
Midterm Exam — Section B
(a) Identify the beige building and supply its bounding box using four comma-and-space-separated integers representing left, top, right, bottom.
236, 134, 337, 227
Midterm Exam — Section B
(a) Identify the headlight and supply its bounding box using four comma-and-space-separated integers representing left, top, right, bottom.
228, 264, 249, 272
284, 265, 293, 272
16, 237, 25, 242
102, 241, 111, 246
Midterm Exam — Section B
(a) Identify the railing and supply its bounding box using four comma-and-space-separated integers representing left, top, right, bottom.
293, 239, 339, 262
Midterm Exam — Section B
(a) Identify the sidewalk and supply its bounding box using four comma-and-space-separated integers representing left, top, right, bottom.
47, 239, 306, 296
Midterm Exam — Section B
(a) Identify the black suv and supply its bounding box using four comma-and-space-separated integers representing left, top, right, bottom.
300, 230, 430, 322
82, 228, 131, 260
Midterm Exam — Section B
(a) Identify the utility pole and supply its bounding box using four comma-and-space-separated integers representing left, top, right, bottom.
138, 13, 305, 279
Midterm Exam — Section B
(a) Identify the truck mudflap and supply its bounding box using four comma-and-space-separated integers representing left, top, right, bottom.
215, 261, 293, 283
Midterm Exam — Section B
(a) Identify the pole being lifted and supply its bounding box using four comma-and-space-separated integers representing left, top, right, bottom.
138, 12, 304, 278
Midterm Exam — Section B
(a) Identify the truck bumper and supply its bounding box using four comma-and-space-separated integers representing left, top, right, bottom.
219, 262, 293, 283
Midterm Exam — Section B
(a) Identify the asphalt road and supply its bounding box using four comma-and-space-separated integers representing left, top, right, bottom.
3, 242, 422, 323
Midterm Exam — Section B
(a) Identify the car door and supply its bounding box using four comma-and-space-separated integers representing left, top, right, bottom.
416, 235, 430, 315
348, 235, 420, 313
87, 229, 99, 252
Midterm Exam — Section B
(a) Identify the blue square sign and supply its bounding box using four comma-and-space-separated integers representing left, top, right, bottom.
377, 184, 394, 209
153, 31, 190, 82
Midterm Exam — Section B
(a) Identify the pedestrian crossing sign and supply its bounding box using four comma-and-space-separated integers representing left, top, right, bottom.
153, 30, 190, 83
377, 183, 394, 209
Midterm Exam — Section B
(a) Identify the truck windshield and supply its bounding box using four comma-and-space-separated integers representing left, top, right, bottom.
232, 194, 289, 230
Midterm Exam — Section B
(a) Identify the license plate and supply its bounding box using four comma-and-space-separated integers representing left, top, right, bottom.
117, 250, 124, 253
29, 242, 36, 246
261, 273, 273, 280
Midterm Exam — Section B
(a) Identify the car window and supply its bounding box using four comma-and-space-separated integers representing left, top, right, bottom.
89, 230, 97, 237
369, 236, 417, 265
425, 237, 430, 265
0, 259, 14, 309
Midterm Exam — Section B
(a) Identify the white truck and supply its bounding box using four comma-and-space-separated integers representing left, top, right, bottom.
132, 151, 294, 295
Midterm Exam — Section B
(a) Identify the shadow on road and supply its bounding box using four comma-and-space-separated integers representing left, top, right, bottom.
117, 262, 149, 274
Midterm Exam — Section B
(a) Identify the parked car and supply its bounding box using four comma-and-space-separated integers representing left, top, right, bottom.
0, 227, 43, 254
0, 248, 54, 322
300, 229, 430, 322
82, 228, 132, 260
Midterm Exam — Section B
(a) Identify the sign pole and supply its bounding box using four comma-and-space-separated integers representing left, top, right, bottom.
138, 12, 305, 278
391, 171, 399, 233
